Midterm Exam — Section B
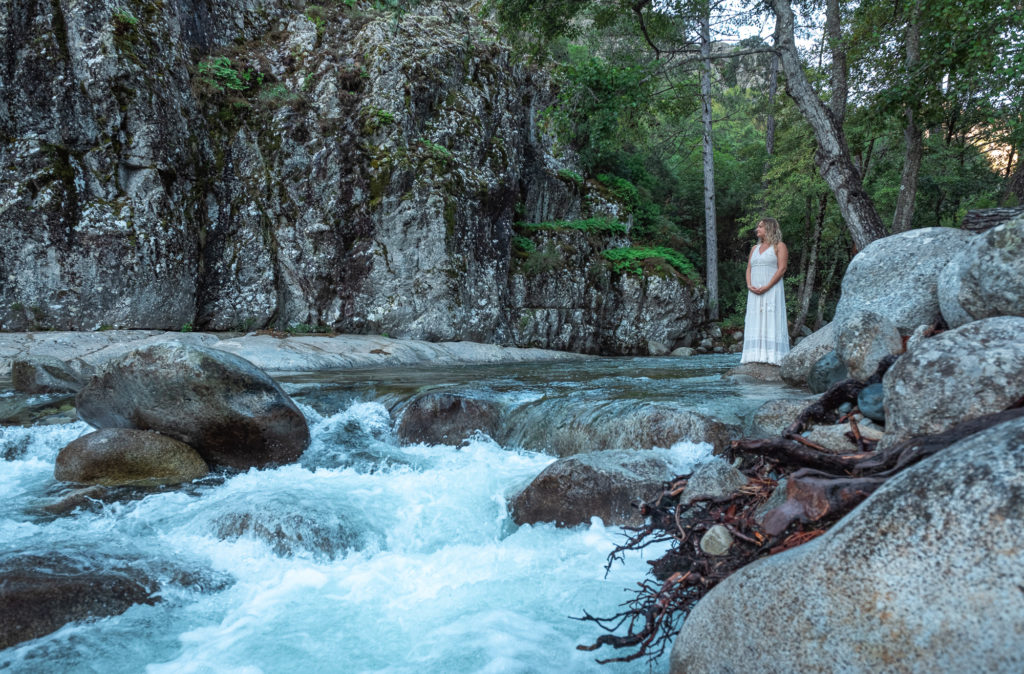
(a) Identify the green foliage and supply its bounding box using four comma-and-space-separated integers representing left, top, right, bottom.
519, 241, 564, 276
112, 8, 138, 32
595, 173, 639, 211
305, 5, 328, 33
418, 137, 453, 162
512, 235, 537, 254
197, 56, 259, 94
180, 322, 193, 332
518, 216, 626, 235
363, 107, 396, 132
257, 83, 305, 109
557, 168, 584, 185
602, 246, 697, 279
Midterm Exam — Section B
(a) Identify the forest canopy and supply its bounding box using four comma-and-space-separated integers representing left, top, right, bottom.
491, 0, 1023, 327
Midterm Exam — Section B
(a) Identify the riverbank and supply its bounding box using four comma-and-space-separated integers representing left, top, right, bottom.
0, 331, 589, 378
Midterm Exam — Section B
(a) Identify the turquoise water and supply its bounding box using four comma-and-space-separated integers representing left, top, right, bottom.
0, 355, 799, 673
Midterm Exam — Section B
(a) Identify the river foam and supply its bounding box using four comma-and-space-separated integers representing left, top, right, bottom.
1, 400, 711, 673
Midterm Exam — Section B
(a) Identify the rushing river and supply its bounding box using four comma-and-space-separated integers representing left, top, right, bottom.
0, 354, 802, 673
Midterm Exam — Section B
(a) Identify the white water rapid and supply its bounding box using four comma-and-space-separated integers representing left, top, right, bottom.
1, 355, 799, 673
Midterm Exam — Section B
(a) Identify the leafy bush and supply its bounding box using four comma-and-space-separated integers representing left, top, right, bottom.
519, 241, 564, 276
512, 235, 536, 254
518, 216, 626, 236
602, 246, 698, 279
197, 56, 259, 93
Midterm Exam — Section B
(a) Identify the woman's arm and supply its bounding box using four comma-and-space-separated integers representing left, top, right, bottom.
746, 246, 756, 292
759, 242, 788, 292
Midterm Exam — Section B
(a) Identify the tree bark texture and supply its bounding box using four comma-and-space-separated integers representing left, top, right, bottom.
700, 9, 719, 320
892, 1, 923, 234
793, 192, 826, 336
768, 0, 886, 251
824, 0, 846, 124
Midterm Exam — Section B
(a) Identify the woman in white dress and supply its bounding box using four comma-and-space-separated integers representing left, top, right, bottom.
741, 217, 790, 365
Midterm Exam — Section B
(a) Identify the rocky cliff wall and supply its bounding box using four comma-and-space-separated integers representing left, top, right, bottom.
0, 0, 704, 353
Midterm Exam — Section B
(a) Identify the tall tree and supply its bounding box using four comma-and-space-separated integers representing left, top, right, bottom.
890, 0, 922, 233
765, 0, 887, 250
699, 2, 719, 319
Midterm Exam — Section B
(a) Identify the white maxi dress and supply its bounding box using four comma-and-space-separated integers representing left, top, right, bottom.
741, 244, 790, 365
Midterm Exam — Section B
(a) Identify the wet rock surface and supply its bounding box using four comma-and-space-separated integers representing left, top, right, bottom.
76, 342, 310, 469
55, 428, 208, 486
510, 450, 681, 527
396, 391, 501, 445
0, 555, 157, 650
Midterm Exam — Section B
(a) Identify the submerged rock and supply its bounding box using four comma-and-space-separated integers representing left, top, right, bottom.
76, 343, 310, 469
670, 415, 1024, 673
55, 429, 208, 487
504, 404, 737, 457
510, 449, 680, 527
0, 557, 157, 650
395, 392, 501, 445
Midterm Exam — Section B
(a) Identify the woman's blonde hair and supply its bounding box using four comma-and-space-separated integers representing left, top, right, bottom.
759, 218, 782, 248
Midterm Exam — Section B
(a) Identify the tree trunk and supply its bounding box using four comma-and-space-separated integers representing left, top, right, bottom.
700, 8, 719, 320
793, 192, 826, 336
825, 0, 846, 124
767, 0, 886, 251
765, 52, 780, 158
892, 1, 923, 234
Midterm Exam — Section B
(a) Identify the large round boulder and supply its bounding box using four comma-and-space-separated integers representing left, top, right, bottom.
833, 227, 974, 335
670, 415, 1024, 673
835, 309, 903, 380
55, 428, 208, 486
76, 343, 310, 469
939, 215, 1024, 328
778, 322, 835, 388
11, 356, 84, 394
396, 391, 501, 445
881, 316, 1024, 447
511, 449, 693, 527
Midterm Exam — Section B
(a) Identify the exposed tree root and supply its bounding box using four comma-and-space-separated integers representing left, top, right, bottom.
576, 362, 1024, 665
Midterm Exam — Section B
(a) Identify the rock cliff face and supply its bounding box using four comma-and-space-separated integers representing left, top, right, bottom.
0, 0, 704, 353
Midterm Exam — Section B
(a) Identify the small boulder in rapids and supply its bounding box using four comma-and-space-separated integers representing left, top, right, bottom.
55, 428, 208, 486
76, 343, 309, 469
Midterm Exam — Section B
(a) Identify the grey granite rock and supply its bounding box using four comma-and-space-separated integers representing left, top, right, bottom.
833, 227, 974, 335
881, 316, 1024, 447
939, 215, 1024, 328
779, 322, 836, 389
671, 415, 1024, 673
835, 309, 903, 380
